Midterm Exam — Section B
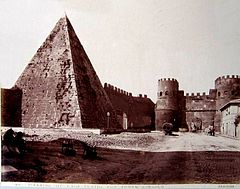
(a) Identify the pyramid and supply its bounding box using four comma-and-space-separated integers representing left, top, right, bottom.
15, 16, 119, 129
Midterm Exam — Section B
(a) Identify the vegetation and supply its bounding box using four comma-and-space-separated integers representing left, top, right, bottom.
234, 114, 240, 126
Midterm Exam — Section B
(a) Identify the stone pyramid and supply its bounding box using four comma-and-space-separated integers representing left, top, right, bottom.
15, 15, 119, 129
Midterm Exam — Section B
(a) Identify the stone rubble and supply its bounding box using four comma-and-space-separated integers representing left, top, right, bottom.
21, 130, 163, 150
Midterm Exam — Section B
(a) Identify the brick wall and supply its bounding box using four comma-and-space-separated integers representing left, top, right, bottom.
185, 92, 216, 131
104, 83, 155, 131
1, 88, 22, 127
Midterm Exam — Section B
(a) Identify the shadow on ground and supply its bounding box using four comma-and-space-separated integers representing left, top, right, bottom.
2, 139, 240, 184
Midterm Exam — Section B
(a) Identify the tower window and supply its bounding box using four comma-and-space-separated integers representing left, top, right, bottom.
160, 92, 162, 96
165, 91, 168, 95
218, 92, 221, 97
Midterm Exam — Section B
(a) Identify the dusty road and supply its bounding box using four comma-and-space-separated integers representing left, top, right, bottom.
145, 132, 240, 152
92, 132, 240, 152
6, 129, 239, 152
2, 131, 240, 184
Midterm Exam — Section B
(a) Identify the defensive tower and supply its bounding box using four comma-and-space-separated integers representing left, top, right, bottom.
155, 78, 179, 131
215, 75, 240, 109
214, 75, 240, 130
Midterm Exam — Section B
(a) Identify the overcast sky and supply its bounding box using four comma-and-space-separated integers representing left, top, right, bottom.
0, 0, 240, 101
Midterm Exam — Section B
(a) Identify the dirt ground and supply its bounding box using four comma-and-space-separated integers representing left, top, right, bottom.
1, 131, 240, 184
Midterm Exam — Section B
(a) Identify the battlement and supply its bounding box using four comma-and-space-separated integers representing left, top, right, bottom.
138, 94, 148, 98
215, 75, 240, 85
178, 90, 184, 96
104, 83, 147, 98
158, 78, 178, 82
215, 75, 239, 80
104, 83, 131, 96
158, 78, 179, 92
186, 92, 206, 97
185, 91, 216, 99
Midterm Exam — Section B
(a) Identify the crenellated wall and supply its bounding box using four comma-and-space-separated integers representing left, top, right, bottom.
185, 91, 216, 111
104, 83, 155, 131
185, 90, 217, 131
156, 75, 240, 132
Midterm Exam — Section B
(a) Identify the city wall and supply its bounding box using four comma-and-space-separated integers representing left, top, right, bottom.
104, 83, 155, 131
1, 88, 22, 127
156, 75, 240, 132
185, 90, 217, 131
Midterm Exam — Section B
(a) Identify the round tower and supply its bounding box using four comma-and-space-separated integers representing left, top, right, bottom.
214, 75, 240, 131
155, 78, 179, 131
215, 75, 240, 109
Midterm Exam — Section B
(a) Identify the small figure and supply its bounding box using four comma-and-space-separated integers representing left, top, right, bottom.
206, 125, 215, 136
3, 129, 14, 142
81, 141, 97, 160
61, 140, 76, 156
162, 123, 173, 135
191, 122, 196, 132
2, 129, 17, 154
15, 132, 26, 155
209, 125, 215, 136
2, 129, 26, 156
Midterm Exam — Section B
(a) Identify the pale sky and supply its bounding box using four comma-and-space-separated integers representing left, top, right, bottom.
0, 0, 240, 101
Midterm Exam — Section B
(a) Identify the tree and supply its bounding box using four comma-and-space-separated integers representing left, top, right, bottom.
234, 114, 240, 126
234, 114, 240, 137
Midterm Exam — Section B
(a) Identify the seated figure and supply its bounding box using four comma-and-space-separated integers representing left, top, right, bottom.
2, 129, 26, 156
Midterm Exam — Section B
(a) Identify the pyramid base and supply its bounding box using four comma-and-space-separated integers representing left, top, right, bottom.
1, 127, 101, 135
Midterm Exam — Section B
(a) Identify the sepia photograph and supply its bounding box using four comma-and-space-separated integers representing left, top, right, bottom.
1, 0, 240, 188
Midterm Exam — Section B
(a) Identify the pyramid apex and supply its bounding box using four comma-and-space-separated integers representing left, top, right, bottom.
64, 11, 67, 16
52, 13, 72, 32
61, 13, 72, 28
